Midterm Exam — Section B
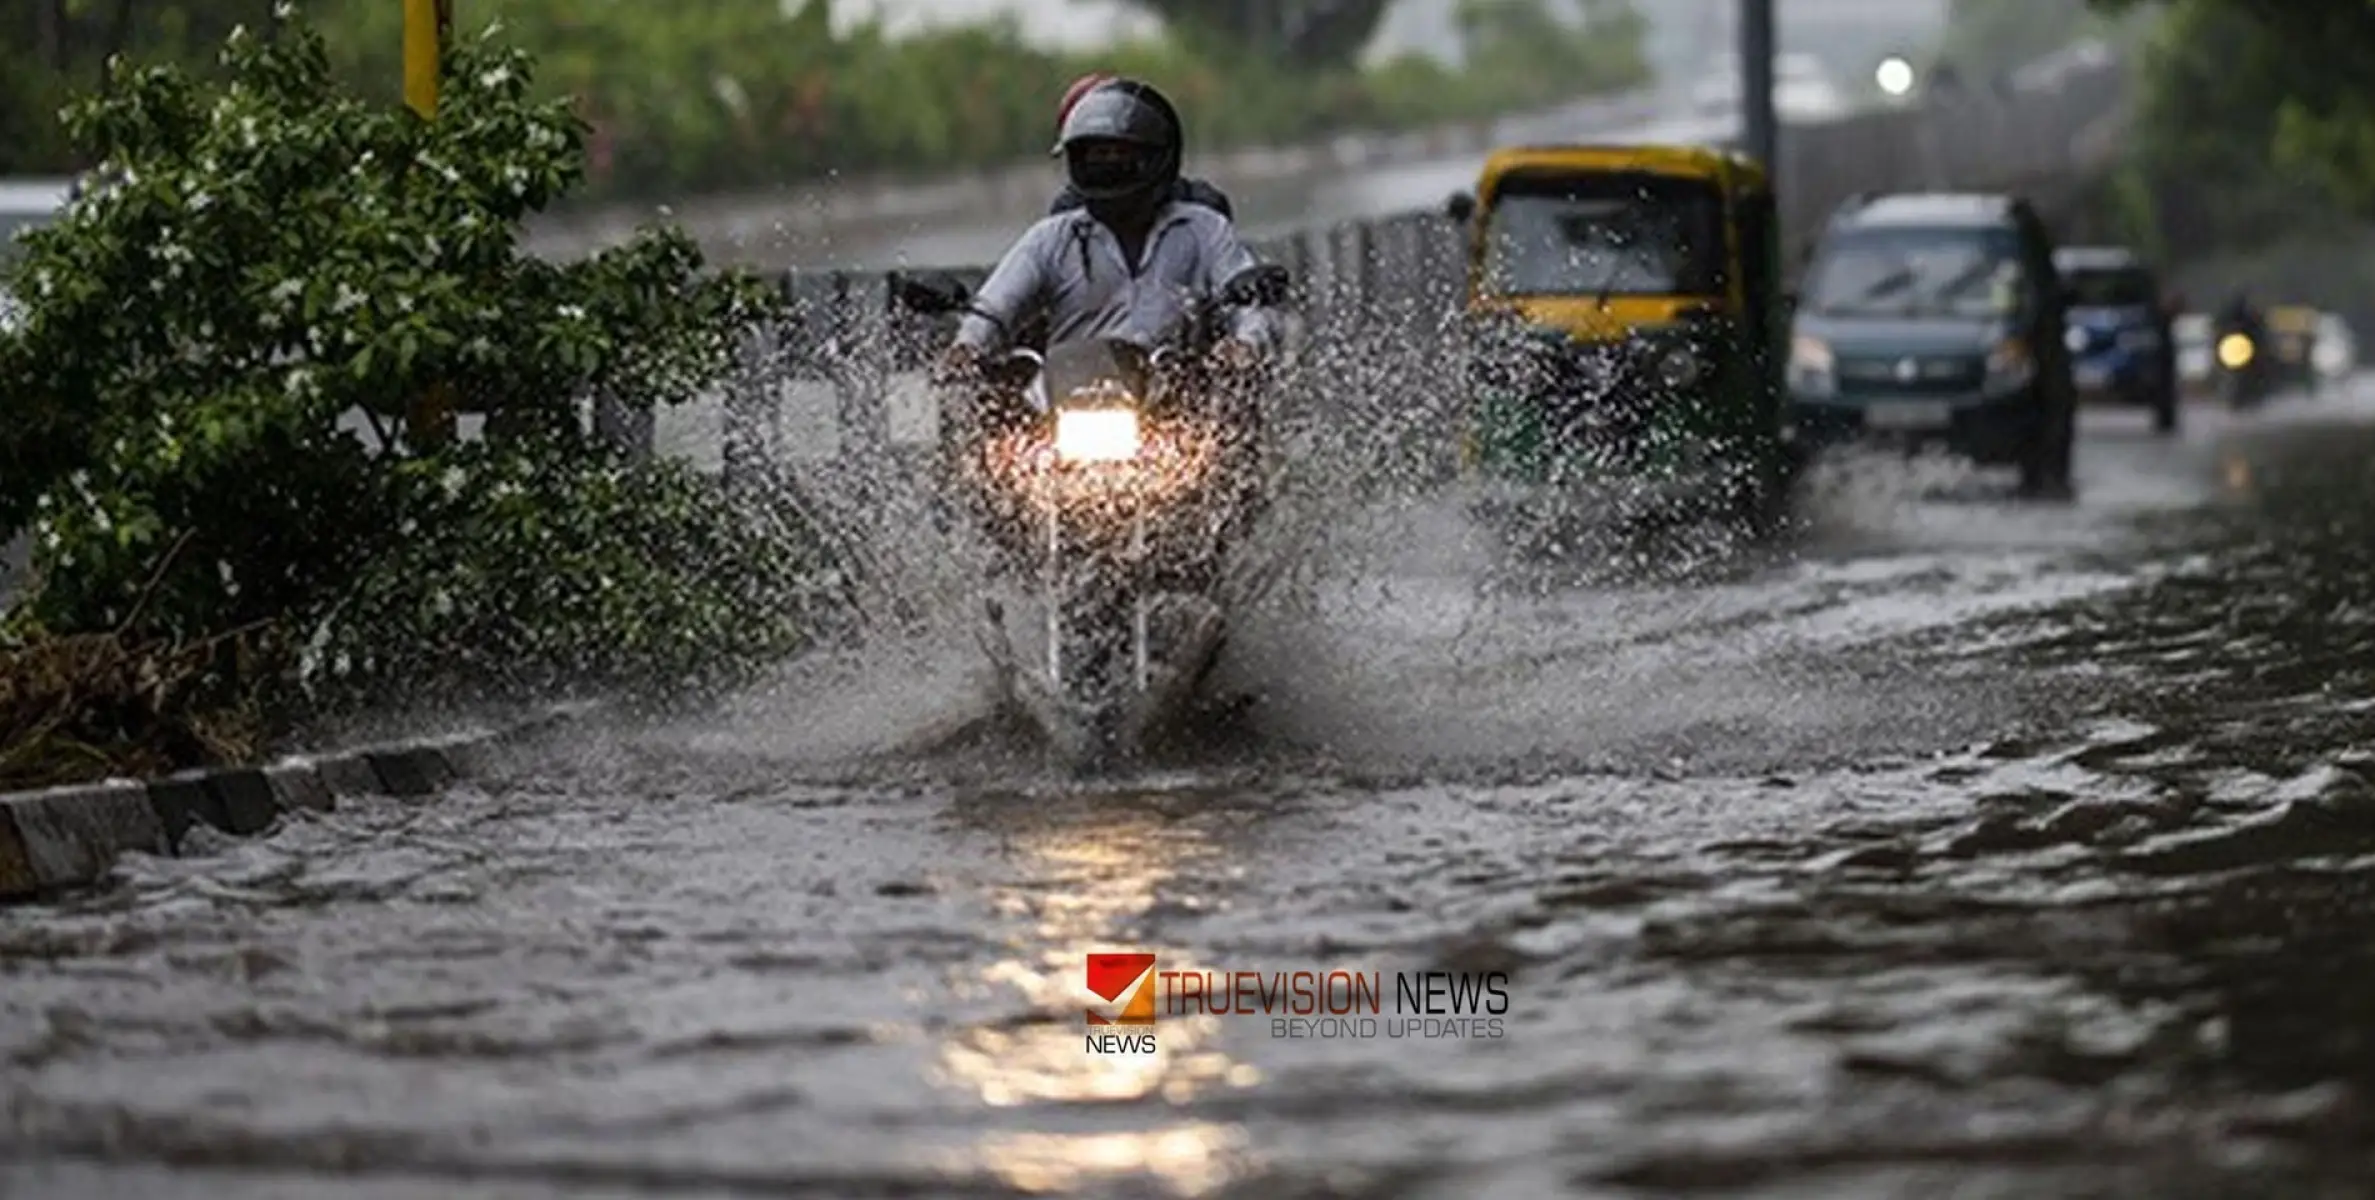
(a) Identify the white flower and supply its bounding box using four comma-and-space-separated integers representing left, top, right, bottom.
441, 466, 466, 496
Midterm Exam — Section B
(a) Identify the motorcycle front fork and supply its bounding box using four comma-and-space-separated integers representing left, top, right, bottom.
1041, 501, 1150, 695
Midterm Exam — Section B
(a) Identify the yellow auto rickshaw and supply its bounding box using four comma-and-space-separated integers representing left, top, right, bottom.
1443, 143, 1791, 529
2267, 304, 2322, 391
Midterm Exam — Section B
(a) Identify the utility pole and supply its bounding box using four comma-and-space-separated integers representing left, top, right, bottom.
403, 0, 458, 449
1739, 0, 1777, 185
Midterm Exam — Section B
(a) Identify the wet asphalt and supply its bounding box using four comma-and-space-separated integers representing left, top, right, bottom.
8, 381, 2375, 1198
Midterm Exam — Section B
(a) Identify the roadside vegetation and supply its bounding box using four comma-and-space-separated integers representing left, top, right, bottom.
0, 0, 1650, 206
2079, 0, 2375, 330
0, 14, 835, 791
1925, 0, 2375, 330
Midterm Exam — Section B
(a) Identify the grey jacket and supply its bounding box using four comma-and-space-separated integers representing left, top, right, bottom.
954, 203, 1280, 358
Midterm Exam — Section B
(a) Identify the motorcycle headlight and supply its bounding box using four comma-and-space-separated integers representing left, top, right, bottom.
1054, 407, 1140, 463
1788, 334, 1835, 396
2217, 332, 2254, 368
1985, 337, 2035, 390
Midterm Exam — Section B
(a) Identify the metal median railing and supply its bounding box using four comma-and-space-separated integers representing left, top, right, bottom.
675, 51, 2133, 488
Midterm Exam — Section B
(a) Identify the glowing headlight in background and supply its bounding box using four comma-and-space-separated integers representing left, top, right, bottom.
1054, 408, 1141, 462
1876, 56, 1915, 97
1788, 335, 1836, 395
2217, 333, 2254, 369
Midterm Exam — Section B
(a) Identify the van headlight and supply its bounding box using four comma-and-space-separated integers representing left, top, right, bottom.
1054, 407, 1140, 463
1984, 337, 2034, 391
1788, 334, 1835, 397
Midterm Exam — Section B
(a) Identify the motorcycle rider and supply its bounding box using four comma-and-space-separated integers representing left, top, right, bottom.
933, 76, 1278, 390
2215, 289, 2267, 345
931, 76, 1281, 570
1047, 72, 1235, 220
2212, 288, 2272, 407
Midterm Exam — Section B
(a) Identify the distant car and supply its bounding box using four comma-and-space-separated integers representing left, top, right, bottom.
2314, 312, 2356, 378
2053, 245, 2178, 433
1784, 191, 2079, 496
2174, 312, 2212, 390
0, 177, 73, 332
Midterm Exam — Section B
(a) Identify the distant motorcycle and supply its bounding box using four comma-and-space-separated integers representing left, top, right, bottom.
2210, 317, 2273, 411
891, 263, 1289, 769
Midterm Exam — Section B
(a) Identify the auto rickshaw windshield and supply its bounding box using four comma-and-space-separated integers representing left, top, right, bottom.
1479, 171, 1727, 298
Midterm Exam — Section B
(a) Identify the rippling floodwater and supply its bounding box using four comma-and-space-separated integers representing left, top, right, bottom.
9, 387, 2375, 1197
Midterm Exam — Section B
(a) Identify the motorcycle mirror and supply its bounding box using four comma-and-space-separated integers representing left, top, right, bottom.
890, 271, 971, 315
1445, 190, 1476, 223
1221, 263, 1291, 308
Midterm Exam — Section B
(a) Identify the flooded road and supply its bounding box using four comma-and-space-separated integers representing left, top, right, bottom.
10, 385, 2375, 1197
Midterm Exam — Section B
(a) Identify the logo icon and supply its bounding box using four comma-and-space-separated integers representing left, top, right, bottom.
1085, 953, 1158, 1026
1895, 356, 1920, 382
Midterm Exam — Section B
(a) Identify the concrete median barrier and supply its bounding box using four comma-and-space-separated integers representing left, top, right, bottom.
0, 700, 610, 902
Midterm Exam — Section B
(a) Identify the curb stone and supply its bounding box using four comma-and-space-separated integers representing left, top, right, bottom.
0, 700, 607, 902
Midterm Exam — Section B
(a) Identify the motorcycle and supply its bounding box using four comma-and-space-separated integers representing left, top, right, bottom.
2211, 319, 2273, 411
889, 263, 1290, 770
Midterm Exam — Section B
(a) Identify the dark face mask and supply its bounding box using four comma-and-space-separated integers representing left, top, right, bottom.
1086, 187, 1161, 231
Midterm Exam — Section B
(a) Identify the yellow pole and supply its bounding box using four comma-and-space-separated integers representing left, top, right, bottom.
402, 0, 446, 119
403, 0, 457, 446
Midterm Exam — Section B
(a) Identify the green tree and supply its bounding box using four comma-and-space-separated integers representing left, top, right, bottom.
2094, 0, 2375, 216
1, 9, 826, 723
1110, 0, 1396, 68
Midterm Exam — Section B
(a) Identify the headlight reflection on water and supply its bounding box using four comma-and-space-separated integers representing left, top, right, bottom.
965, 1124, 1255, 1196
929, 807, 1265, 1193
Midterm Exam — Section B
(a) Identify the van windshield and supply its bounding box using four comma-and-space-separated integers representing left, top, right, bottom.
1803, 224, 2024, 319
1480, 171, 1728, 298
